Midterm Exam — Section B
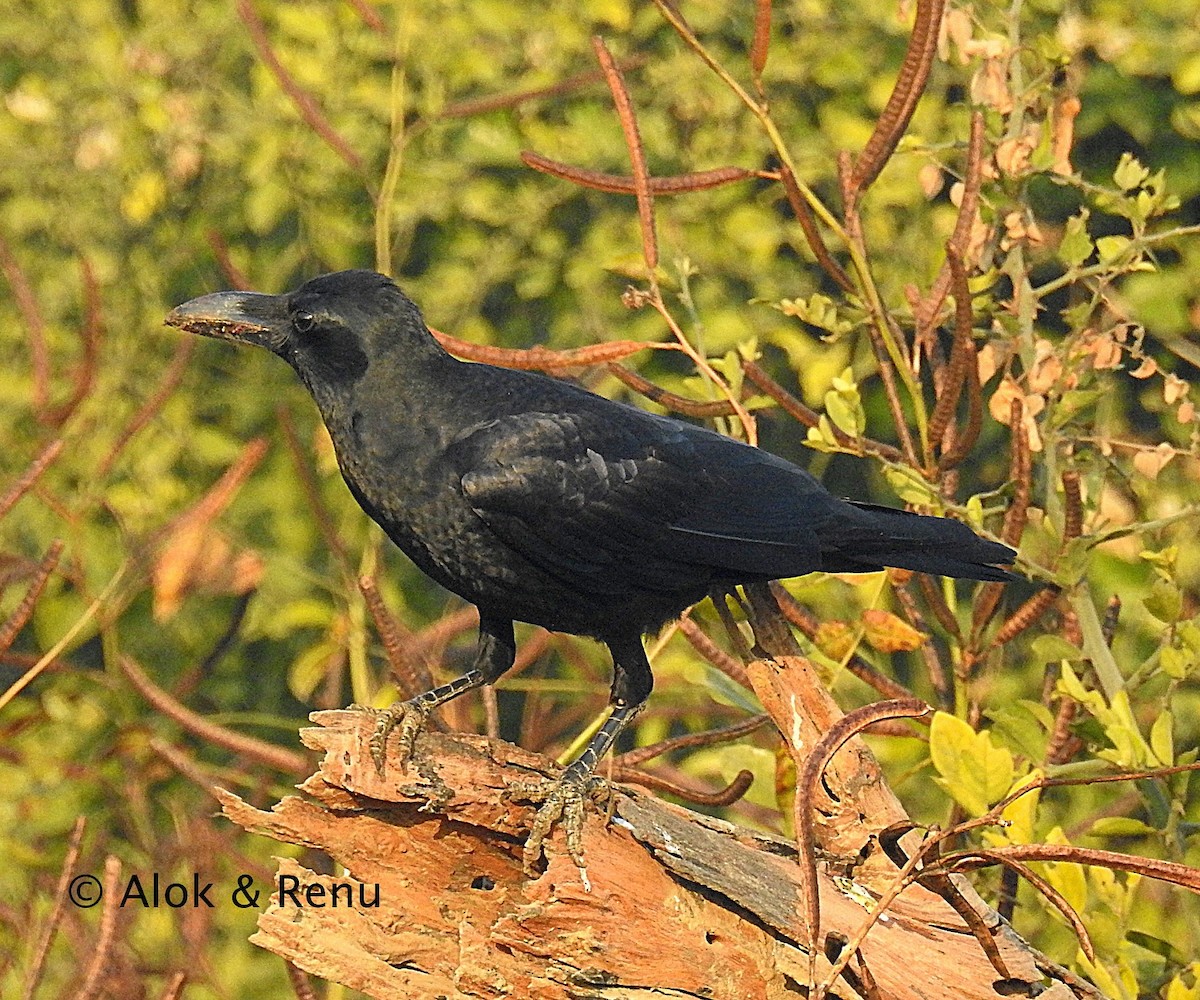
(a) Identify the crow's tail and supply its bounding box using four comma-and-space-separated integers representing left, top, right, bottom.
822, 502, 1019, 583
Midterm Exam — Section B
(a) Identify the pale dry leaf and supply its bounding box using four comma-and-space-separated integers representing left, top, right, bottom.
1002, 211, 1046, 249
1079, 329, 1122, 370
1163, 373, 1189, 404
988, 376, 1022, 425
153, 524, 263, 620
1023, 411, 1044, 452
972, 58, 1014, 114
1130, 357, 1158, 379
919, 162, 945, 199
941, 7, 974, 65
1051, 95, 1081, 177
995, 130, 1039, 177
1178, 400, 1196, 423
977, 343, 1001, 384
1132, 442, 1175, 479
1029, 339, 1063, 393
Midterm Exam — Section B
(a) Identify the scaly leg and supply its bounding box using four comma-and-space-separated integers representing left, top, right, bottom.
511, 633, 653, 873
367, 614, 515, 773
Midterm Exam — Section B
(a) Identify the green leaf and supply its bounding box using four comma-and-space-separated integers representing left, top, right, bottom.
882, 465, 937, 507
1144, 578, 1183, 623
1150, 710, 1174, 765
1031, 634, 1084, 662
929, 711, 1015, 816
824, 372, 865, 437
1113, 152, 1150, 191
1089, 816, 1157, 837
1096, 235, 1132, 263
1057, 212, 1093, 269
1160, 644, 1192, 679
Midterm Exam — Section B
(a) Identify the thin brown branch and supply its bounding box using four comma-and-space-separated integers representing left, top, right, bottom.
849, 0, 946, 193
607, 362, 748, 418
916, 112, 986, 341
521, 151, 762, 196
958, 853, 1093, 962
610, 763, 755, 807
23, 815, 87, 1000
73, 856, 123, 1000
616, 713, 770, 768
750, 0, 772, 81
863, 718, 929, 739
234, 0, 366, 175
796, 700, 932, 989
150, 437, 269, 560
98, 338, 195, 478
864, 318, 920, 467
676, 613, 751, 689
592, 35, 658, 271
777, 162, 855, 293
935, 343, 982, 472
413, 604, 479, 663
838, 149, 863, 247
0, 233, 50, 414
0, 540, 64, 654
443, 56, 649, 120
277, 407, 350, 571
710, 589, 755, 662
120, 655, 310, 774
946, 843, 1200, 895
915, 573, 962, 643
358, 573, 438, 699
205, 230, 252, 290
971, 397, 1029, 642
432, 325, 671, 371
916, 868, 1012, 979
741, 359, 903, 462
926, 245, 975, 464
150, 735, 226, 792
892, 578, 952, 706
0, 438, 64, 521
43, 256, 103, 427
285, 960, 320, 1000
342, 0, 386, 35
156, 972, 188, 1000
769, 583, 916, 700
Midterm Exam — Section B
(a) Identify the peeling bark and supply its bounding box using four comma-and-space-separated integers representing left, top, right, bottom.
220, 709, 1103, 1000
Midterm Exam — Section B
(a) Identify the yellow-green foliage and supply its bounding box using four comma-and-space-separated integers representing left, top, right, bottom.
3, 0, 1200, 996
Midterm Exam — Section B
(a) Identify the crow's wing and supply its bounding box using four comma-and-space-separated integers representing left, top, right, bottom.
446, 410, 836, 595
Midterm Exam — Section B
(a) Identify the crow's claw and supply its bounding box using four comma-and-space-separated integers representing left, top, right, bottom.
508, 771, 610, 875
364, 700, 433, 774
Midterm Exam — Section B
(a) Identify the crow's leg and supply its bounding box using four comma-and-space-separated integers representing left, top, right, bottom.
512, 634, 653, 874
366, 614, 515, 773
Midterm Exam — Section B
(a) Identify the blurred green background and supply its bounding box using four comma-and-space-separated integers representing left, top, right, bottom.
3, 0, 1200, 996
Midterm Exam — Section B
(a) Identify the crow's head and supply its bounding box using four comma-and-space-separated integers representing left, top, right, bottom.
166, 269, 442, 385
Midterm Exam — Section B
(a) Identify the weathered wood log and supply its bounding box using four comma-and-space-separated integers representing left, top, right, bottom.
219, 705, 1102, 1000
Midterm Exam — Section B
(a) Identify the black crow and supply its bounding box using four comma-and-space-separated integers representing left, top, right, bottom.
167, 269, 1015, 869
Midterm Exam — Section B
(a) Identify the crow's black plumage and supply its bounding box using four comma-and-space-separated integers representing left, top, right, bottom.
168, 269, 1016, 868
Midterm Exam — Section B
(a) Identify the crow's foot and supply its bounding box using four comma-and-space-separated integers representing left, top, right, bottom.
359, 700, 433, 774
508, 769, 611, 875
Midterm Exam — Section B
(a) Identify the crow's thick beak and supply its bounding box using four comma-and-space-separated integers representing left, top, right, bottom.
165, 290, 291, 353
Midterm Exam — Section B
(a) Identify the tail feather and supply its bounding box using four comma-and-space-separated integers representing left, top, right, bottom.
823, 502, 1018, 582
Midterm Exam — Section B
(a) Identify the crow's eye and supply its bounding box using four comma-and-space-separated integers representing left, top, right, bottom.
293, 311, 316, 334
